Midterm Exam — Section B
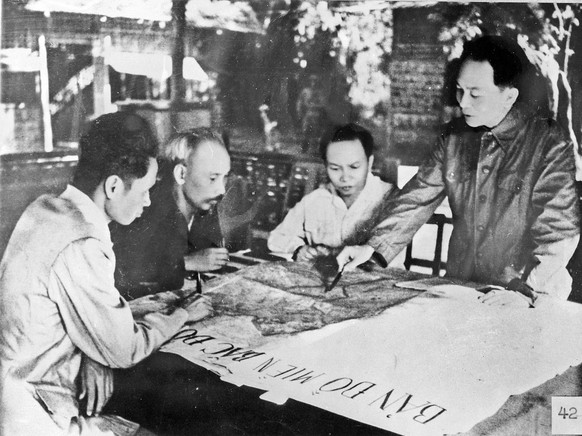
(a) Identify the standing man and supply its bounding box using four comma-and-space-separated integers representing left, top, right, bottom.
0, 112, 210, 435
111, 128, 232, 298
337, 35, 580, 307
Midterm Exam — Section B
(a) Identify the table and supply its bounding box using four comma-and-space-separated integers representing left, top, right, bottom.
105, 260, 582, 436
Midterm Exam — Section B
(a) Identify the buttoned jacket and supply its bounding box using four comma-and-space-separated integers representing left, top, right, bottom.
369, 104, 580, 298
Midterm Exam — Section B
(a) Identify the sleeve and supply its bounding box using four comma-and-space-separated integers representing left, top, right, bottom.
267, 197, 309, 254
525, 137, 581, 300
48, 238, 188, 369
367, 138, 448, 265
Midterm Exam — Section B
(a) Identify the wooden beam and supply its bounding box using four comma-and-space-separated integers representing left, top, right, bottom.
38, 34, 53, 152
171, 0, 187, 107
92, 37, 111, 118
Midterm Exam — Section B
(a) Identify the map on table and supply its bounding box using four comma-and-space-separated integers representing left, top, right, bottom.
130, 261, 426, 343
129, 261, 582, 435
156, 270, 582, 436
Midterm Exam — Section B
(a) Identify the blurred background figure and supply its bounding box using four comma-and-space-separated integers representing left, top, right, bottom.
296, 74, 329, 155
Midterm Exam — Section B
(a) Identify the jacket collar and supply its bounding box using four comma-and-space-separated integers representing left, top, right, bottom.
489, 103, 532, 152
61, 184, 112, 245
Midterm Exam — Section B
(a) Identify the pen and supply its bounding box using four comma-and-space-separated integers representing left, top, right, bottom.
196, 271, 202, 294
218, 237, 229, 263
325, 265, 345, 293
182, 291, 204, 307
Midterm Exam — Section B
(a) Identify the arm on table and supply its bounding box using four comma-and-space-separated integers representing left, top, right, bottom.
181, 293, 214, 322
337, 139, 448, 271
268, 197, 309, 256
48, 238, 188, 369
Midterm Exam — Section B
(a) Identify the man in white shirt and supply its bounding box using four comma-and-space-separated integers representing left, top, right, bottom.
0, 112, 210, 435
268, 123, 396, 260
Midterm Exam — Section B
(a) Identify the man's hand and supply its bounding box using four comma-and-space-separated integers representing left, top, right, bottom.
183, 294, 214, 323
185, 248, 229, 272
78, 356, 113, 417
295, 245, 331, 261
478, 289, 530, 308
336, 245, 375, 272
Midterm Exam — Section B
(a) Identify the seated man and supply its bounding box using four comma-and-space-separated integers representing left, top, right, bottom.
337, 35, 580, 307
268, 123, 397, 261
0, 112, 210, 435
111, 128, 232, 299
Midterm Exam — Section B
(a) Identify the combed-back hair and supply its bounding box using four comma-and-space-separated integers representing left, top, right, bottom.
162, 127, 226, 166
459, 35, 524, 88
319, 123, 374, 161
72, 112, 158, 196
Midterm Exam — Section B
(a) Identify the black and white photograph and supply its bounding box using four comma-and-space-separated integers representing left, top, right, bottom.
1, 1, 582, 435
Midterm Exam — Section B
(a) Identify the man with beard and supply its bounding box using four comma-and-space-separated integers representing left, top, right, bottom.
111, 127, 231, 299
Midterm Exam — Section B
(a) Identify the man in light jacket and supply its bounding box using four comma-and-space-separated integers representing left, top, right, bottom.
0, 112, 210, 435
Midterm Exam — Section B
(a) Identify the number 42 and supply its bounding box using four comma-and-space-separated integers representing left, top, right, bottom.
558, 406, 578, 419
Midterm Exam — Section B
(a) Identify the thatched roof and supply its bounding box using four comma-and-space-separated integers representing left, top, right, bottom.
25, 0, 264, 34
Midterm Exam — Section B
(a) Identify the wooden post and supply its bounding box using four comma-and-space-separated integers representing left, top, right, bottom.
38, 35, 53, 152
170, 0, 187, 129
92, 36, 111, 118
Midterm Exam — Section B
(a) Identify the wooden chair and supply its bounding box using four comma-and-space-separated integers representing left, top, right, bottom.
247, 158, 325, 258
404, 213, 452, 276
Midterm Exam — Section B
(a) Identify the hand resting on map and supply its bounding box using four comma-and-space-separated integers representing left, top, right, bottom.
182, 294, 214, 322
478, 289, 531, 308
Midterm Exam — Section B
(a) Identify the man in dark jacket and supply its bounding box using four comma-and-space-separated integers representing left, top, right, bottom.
111, 128, 231, 299
337, 35, 580, 307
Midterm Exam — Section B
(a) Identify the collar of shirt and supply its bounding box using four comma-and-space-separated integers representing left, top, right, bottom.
60, 185, 112, 246
489, 103, 531, 152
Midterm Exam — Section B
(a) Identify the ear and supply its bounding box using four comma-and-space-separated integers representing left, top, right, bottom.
104, 175, 124, 199
173, 163, 186, 186
505, 87, 519, 108
368, 155, 375, 169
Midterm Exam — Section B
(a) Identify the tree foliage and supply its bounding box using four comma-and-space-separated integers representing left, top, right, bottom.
290, 1, 393, 118
433, 2, 582, 177
241, 1, 582, 171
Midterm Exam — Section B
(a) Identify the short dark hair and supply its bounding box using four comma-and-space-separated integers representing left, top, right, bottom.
163, 127, 226, 165
72, 112, 158, 196
459, 35, 524, 88
319, 123, 374, 161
